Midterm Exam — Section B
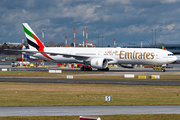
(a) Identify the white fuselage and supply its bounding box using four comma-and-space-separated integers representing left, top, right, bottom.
29, 47, 177, 65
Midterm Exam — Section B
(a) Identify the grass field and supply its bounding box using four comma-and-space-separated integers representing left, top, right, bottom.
1, 114, 180, 120
0, 82, 180, 106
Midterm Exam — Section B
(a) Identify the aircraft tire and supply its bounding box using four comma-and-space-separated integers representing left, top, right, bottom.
98, 68, 109, 71
106, 68, 109, 71
80, 67, 84, 71
84, 67, 87, 71
81, 67, 93, 71
161, 69, 165, 72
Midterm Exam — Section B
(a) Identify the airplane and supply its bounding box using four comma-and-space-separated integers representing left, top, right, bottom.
8, 23, 177, 72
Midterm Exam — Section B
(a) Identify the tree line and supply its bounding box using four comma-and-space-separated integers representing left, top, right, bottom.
1, 41, 71, 55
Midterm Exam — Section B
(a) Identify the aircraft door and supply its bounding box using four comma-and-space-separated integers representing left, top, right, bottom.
98, 51, 101, 56
156, 52, 160, 59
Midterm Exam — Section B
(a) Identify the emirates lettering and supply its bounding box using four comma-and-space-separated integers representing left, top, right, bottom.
119, 51, 154, 59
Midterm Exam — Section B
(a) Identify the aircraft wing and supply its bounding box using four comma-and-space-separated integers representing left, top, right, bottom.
4, 49, 38, 54
5, 49, 90, 60
40, 51, 114, 62
4, 49, 114, 61
41, 51, 90, 60
42, 51, 114, 61
42, 52, 114, 61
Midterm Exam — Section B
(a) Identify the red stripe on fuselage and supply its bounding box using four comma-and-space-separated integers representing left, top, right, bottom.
32, 34, 54, 61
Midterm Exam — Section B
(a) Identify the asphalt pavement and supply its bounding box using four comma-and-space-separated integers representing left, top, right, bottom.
1, 78, 180, 86
1, 106, 180, 116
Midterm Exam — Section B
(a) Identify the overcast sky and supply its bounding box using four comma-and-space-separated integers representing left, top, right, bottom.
1, 0, 180, 47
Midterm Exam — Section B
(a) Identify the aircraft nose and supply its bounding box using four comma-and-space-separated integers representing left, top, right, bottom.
167, 56, 177, 63
173, 56, 177, 62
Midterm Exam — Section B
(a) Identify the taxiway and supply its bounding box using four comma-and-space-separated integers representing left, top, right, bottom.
0, 78, 180, 86
1, 106, 180, 116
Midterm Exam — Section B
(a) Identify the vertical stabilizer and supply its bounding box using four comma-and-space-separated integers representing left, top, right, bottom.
22, 23, 44, 51
22, 23, 54, 61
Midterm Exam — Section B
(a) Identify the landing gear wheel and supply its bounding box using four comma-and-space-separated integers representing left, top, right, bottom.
97, 68, 109, 71
106, 68, 109, 71
161, 69, 165, 72
80, 67, 83, 71
80, 67, 92, 71
86, 67, 92, 71
86, 67, 90, 71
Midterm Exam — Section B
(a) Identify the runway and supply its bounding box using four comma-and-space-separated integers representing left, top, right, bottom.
1, 78, 180, 86
1, 106, 180, 116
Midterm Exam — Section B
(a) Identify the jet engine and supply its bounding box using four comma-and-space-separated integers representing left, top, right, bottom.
120, 64, 137, 68
90, 58, 108, 69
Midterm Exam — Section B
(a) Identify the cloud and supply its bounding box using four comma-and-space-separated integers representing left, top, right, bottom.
53, 26, 67, 33
162, 23, 175, 31
31, 19, 51, 29
122, 25, 150, 35
46, 33, 56, 39
104, 0, 131, 5
55, 4, 101, 23
1, 0, 180, 46
161, 0, 178, 3
104, 31, 116, 36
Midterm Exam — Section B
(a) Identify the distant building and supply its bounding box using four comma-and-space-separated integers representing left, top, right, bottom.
6, 42, 21, 46
77, 43, 96, 47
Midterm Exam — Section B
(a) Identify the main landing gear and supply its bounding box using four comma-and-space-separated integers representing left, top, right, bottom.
98, 67, 109, 71
80, 65, 92, 71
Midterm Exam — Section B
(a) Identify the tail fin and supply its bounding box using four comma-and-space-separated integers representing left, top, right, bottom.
162, 46, 167, 50
22, 23, 44, 51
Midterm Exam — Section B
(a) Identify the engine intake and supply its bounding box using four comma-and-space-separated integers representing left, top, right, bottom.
90, 58, 108, 69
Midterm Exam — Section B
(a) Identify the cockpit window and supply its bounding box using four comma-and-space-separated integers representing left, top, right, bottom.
168, 54, 174, 56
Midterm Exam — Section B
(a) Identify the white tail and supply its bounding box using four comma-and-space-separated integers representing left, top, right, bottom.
22, 23, 45, 51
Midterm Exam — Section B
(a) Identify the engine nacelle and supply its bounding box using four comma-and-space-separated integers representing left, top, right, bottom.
90, 58, 108, 69
120, 64, 137, 69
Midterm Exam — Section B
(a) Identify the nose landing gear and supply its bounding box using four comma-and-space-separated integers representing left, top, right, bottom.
161, 69, 166, 72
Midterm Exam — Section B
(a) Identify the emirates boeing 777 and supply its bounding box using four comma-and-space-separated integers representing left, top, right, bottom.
13, 23, 177, 72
